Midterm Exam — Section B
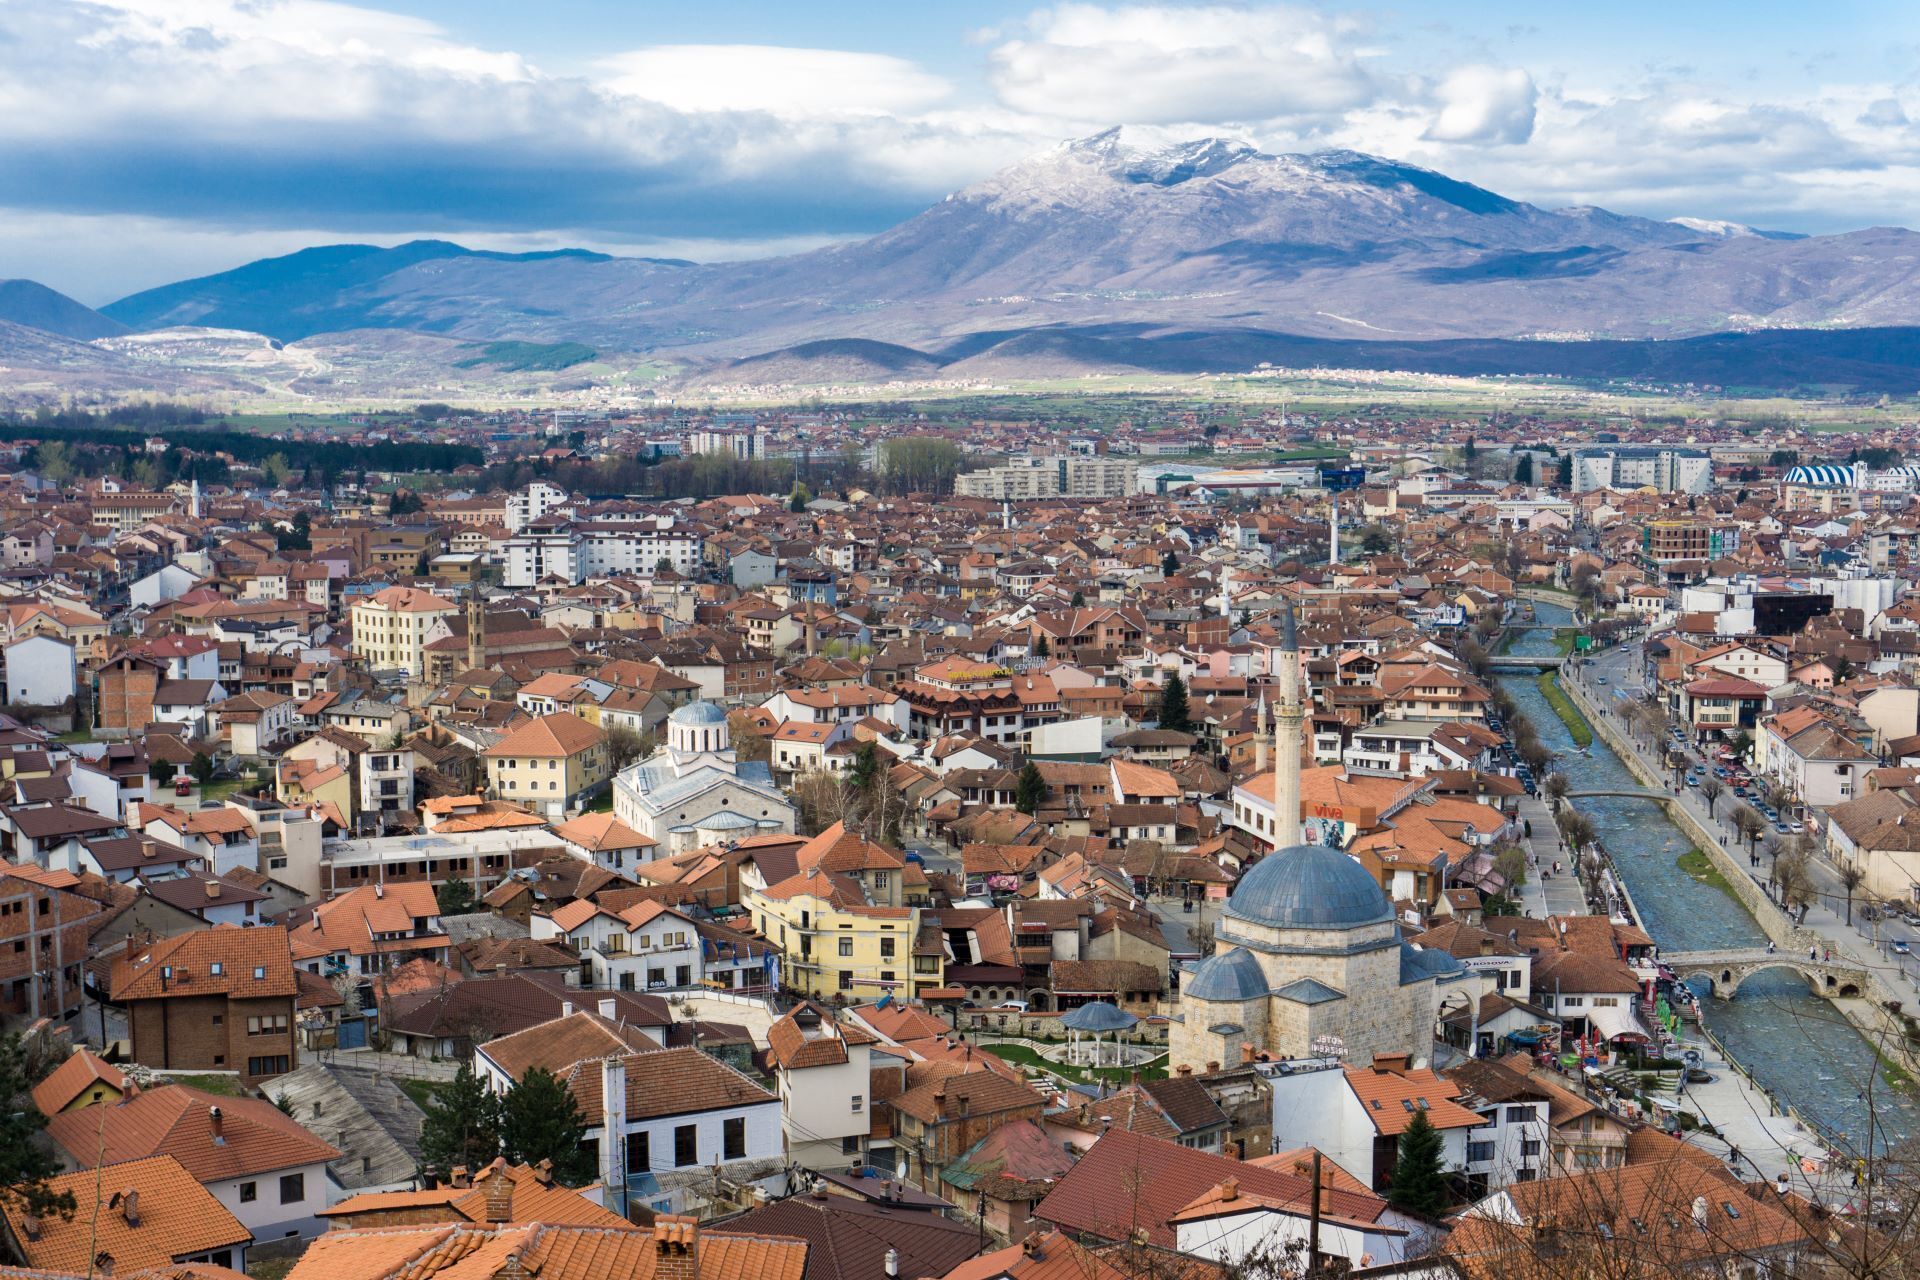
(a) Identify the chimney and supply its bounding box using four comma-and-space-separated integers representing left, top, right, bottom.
1239, 1042, 1256, 1065
1206, 1060, 1220, 1074
205, 881, 220, 900
1219, 1177, 1238, 1203
482, 1160, 514, 1223
561, 1000, 575, 1018
1176, 1064, 1193, 1078
497, 1253, 524, 1280
653, 1215, 699, 1280
209, 1105, 224, 1144
374, 883, 384, 899
119, 1190, 140, 1227
21, 1215, 40, 1242
534, 1159, 554, 1187
1370, 1053, 1411, 1075
1225, 1141, 1242, 1161
599, 1057, 628, 1197
598, 997, 617, 1018
450, 1165, 470, 1189
1022, 1236, 1046, 1260
885, 1247, 899, 1278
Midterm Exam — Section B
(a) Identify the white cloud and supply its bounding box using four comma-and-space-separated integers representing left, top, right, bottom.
1424, 66, 1537, 145
597, 46, 951, 119
987, 4, 1376, 125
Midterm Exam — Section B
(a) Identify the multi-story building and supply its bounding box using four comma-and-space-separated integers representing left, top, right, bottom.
748, 864, 942, 1002
504, 481, 569, 533
111, 925, 300, 1083
484, 711, 610, 821
1641, 520, 1736, 565
0, 864, 104, 1019
954, 455, 1138, 500
499, 518, 704, 587
349, 587, 458, 678
1570, 446, 1712, 494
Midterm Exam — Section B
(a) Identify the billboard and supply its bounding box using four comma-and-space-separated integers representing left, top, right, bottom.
1320, 466, 1365, 493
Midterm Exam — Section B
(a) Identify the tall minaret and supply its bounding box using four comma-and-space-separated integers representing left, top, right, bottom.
190, 478, 201, 520
1273, 603, 1304, 848
1328, 496, 1340, 565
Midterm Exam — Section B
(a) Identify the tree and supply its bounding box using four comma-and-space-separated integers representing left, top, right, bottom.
1697, 775, 1724, 817
419, 1063, 503, 1182
436, 876, 476, 916
1014, 763, 1046, 815
189, 751, 216, 785
789, 482, 811, 513
1513, 453, 1534, 484
499, 1067, 595, 1186
149, 758, 176, 786
1734, 805, 1767, 863
1161, 549, 1180, 576
1775, 836, 1816, 911
1157, 671, 1192, 732
1839, 861, 1867, 926
1388, 1109, 1449, 1218
1543, 772, 1570, 812
1555, 453, 1572, 487
389, 490, 425, 516
34, 441, 73, 486
276, 508, 311, 552
1070, 590, 1086, 608
875, 437, 964, 495
606, 725, 647, 773
1359, 524, 1392, 554
1492, 843, 1528, 891
261, 452, 292, 486
0, 1037, 72, 1222
727, 711, 770, 764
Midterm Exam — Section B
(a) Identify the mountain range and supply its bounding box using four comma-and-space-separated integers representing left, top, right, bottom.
9, 129, 1920, 394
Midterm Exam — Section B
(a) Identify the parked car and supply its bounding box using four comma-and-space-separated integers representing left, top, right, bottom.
174, 778, 192, 797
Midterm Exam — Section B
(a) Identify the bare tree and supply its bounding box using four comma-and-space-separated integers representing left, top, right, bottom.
1543, 772, 1570, 812
1840, 861, 1868, 926
1698, 775, 1724, 817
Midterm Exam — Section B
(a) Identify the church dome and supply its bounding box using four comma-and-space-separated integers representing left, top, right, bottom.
1226, 844, 1391, 930
670, 701, 728, 727
1184, 947, 1268, 1002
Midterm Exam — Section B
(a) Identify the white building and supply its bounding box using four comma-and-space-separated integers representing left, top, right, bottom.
612, 702, 795, 854
1571, 447, 1712, 494
4, 634, 75, 708
500, 518, 703, 587
764, 1005, 878, 1173
504, 481, 569, 534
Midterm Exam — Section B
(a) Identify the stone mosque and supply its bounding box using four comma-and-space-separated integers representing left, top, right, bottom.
1170, 608, 1468, 1073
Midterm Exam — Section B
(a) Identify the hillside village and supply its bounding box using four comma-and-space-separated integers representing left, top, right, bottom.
0, 408, 1911, 1279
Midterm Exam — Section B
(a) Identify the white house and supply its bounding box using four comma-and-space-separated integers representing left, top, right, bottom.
764, 1004, 878, 1172
130, 563, 201, 610
4, 634, 75, 708
579, 1050, 785, 1218
1263, 1056, 1484, 1195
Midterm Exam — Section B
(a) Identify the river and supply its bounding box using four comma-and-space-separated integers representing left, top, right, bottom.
1501, 601, 1917, 1152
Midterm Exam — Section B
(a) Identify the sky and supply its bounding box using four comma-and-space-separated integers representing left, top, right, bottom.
5, 0, 1920, 303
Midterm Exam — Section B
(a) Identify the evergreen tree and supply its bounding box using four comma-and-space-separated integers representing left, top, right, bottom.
789, 483, 810, 512
1388, 1109, 1449, 1218
1513, 453, 1534, 484
1033, 635, 1050, 658
500, 1067, 595, 1185
1014, 763, 1046, 815
419, 1064, 503, 1182
0, 1035, 76, 1221
436, 876, 476, 916
1157, 672, 1193, 733
149, 759, 176, 786
1556, 454, 1573, 487
1070, 590, 1086, 608
189, 751, 216, 785
1160, 550, 1179, 576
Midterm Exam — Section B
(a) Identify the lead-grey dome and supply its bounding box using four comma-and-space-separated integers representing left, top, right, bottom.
669, 701, 728, 727
1184, 947, 1268, 1002
1059, 1000, 1137, 1033
1226, 843, 1392, 930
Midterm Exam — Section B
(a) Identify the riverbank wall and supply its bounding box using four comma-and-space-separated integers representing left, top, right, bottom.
1557, 664, 1920, 1076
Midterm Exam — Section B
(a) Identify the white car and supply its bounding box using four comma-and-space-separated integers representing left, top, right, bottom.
993, 1000, 1029, 1012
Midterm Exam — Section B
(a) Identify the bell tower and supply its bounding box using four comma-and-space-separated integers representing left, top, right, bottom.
466, 593, 485, 673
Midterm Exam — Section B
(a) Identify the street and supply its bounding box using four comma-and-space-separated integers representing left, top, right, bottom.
1566, 643, 1920, 999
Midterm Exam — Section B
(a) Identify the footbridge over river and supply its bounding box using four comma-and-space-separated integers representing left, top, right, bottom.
1566, 788, 1668, 801
1485, 656, 1567, 671
1663, 948, 1869, 999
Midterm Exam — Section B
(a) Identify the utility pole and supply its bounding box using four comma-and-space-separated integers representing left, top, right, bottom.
1306, 1148, 1323, 1278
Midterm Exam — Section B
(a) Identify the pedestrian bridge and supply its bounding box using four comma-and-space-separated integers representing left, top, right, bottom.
1663, 947, 1868, 999
1565, 789, 1667, 802
1486, 656, 1567, 671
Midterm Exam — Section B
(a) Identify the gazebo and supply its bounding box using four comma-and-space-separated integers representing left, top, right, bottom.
1059, 1000, 1137, 1068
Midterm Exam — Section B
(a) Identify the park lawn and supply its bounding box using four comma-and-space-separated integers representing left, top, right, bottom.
1537, 672, 1595, 748
983, 1041, 1167, 1085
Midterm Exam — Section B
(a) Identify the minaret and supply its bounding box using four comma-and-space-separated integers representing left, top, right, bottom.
466, 593, 485, 673
1253, 693, 1269, 775
1273, 604, 1304, 849
1328, 496, 1340, 565
190, 478, 201, 520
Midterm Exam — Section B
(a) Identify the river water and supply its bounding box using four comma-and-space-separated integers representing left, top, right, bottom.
1501, 602, 1917, 1151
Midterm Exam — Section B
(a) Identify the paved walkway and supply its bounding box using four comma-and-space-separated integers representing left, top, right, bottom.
1565, 649, 1920, 1005
1515, 790, 1588, 918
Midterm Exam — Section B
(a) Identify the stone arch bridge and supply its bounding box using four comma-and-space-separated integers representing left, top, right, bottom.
1663, 948, 1869, 999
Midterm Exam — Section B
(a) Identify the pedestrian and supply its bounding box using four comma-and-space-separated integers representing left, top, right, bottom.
1810, 947, 1818, 962
1767, 940, 1775, 954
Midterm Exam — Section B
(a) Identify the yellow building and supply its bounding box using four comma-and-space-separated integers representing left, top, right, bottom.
484, 711, 610, 822
349, 586, 458, 678
748, 864, 944, 1001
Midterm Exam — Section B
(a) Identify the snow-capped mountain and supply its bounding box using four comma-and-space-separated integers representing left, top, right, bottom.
86, 130, 1920, 371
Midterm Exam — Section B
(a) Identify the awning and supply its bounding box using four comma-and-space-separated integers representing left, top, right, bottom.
1585, 1000, 1649, 1043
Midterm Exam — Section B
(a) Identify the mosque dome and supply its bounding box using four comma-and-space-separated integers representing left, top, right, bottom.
1184, 947, 1268, 1002
1225, 843, 1392, 930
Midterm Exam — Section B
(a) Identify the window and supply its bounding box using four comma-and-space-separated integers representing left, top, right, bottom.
210, 962, 223, 976
248, 1014, 289, 1036
674, 1124, 697, 1167
1466, 1141, 1495, 1163
851, 1095, 864, 1113
1504, 1106, 1532, 1125
838, 971, 853, 991
838, 937, 854, 957
723, 1117, 745, 1161
239, 1182, 257, 1203
842, 1136, 863, 1155
626, 1131, 650, 1174
880, 937, 895, 959
248, 1055, 289, 1076
279, 1173, 304, 1204
1521, 1138, 1541, 1157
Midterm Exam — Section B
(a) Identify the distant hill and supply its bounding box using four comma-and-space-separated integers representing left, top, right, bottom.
0, 280, 128, 340
72, 130, 1920, 391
